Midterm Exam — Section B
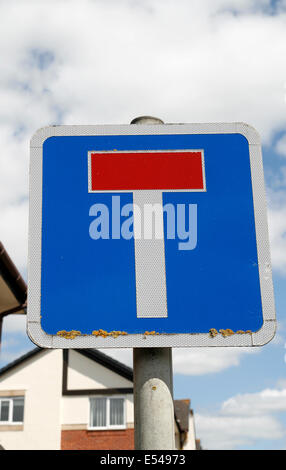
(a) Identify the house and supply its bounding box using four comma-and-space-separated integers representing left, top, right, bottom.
0, 347, 199, 450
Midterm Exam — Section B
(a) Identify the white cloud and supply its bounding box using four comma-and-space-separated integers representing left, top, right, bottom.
196, 413, 284, 449
267, 188, 286, 275
172, 347, 259, 375
268, 207, 286, 274
100, 345, 260, 376
222, 388, 286, 415
0, 0, 286, 272
196, 386, 286, 449
0, 200, 28, 277
2, 314, 27, 334
275, 134, 286, 157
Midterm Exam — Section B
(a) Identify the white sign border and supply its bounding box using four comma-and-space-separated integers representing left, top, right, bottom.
27, 122, 276, 348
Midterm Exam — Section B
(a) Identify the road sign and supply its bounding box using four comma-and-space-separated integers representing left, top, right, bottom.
27, 122, 276, 348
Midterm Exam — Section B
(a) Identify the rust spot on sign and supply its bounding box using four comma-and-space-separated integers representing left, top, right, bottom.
209, 328, 253, 338
209, 328, 218, 338
219, 329, 235, 337
143, 331, 160, 337
56, 329, 128, 339
57, 330, 82, 340
91, 329, 128, 338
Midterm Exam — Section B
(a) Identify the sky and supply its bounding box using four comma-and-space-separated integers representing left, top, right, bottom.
0, 0, 286, 450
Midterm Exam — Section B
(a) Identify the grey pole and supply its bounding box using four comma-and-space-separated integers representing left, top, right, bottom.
133, 348, 175, 450
131, 116, 175, 450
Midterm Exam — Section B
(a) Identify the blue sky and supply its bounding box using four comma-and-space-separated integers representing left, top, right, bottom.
1, 0, 286, 450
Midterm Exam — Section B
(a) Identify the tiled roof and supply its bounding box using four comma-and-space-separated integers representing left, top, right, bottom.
174, 399, 190, 432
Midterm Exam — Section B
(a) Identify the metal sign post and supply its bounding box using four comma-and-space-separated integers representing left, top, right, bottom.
133, 347, 175, 450
131, 116, 175, 450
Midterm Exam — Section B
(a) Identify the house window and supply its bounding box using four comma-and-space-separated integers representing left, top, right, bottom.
0, 397, 24, 424
89, 397, 125, 429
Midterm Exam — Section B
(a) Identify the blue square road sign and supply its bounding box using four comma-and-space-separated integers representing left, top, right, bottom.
27, 122, 276, 348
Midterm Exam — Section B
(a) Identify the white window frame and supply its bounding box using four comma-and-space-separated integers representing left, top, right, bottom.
89, 396, 126, 431
0, 397, 24, 425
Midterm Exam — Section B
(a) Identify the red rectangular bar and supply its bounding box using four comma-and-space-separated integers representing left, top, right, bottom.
90, 150, 204, 191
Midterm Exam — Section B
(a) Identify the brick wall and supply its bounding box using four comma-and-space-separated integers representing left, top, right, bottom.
61, 428, 134, 450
